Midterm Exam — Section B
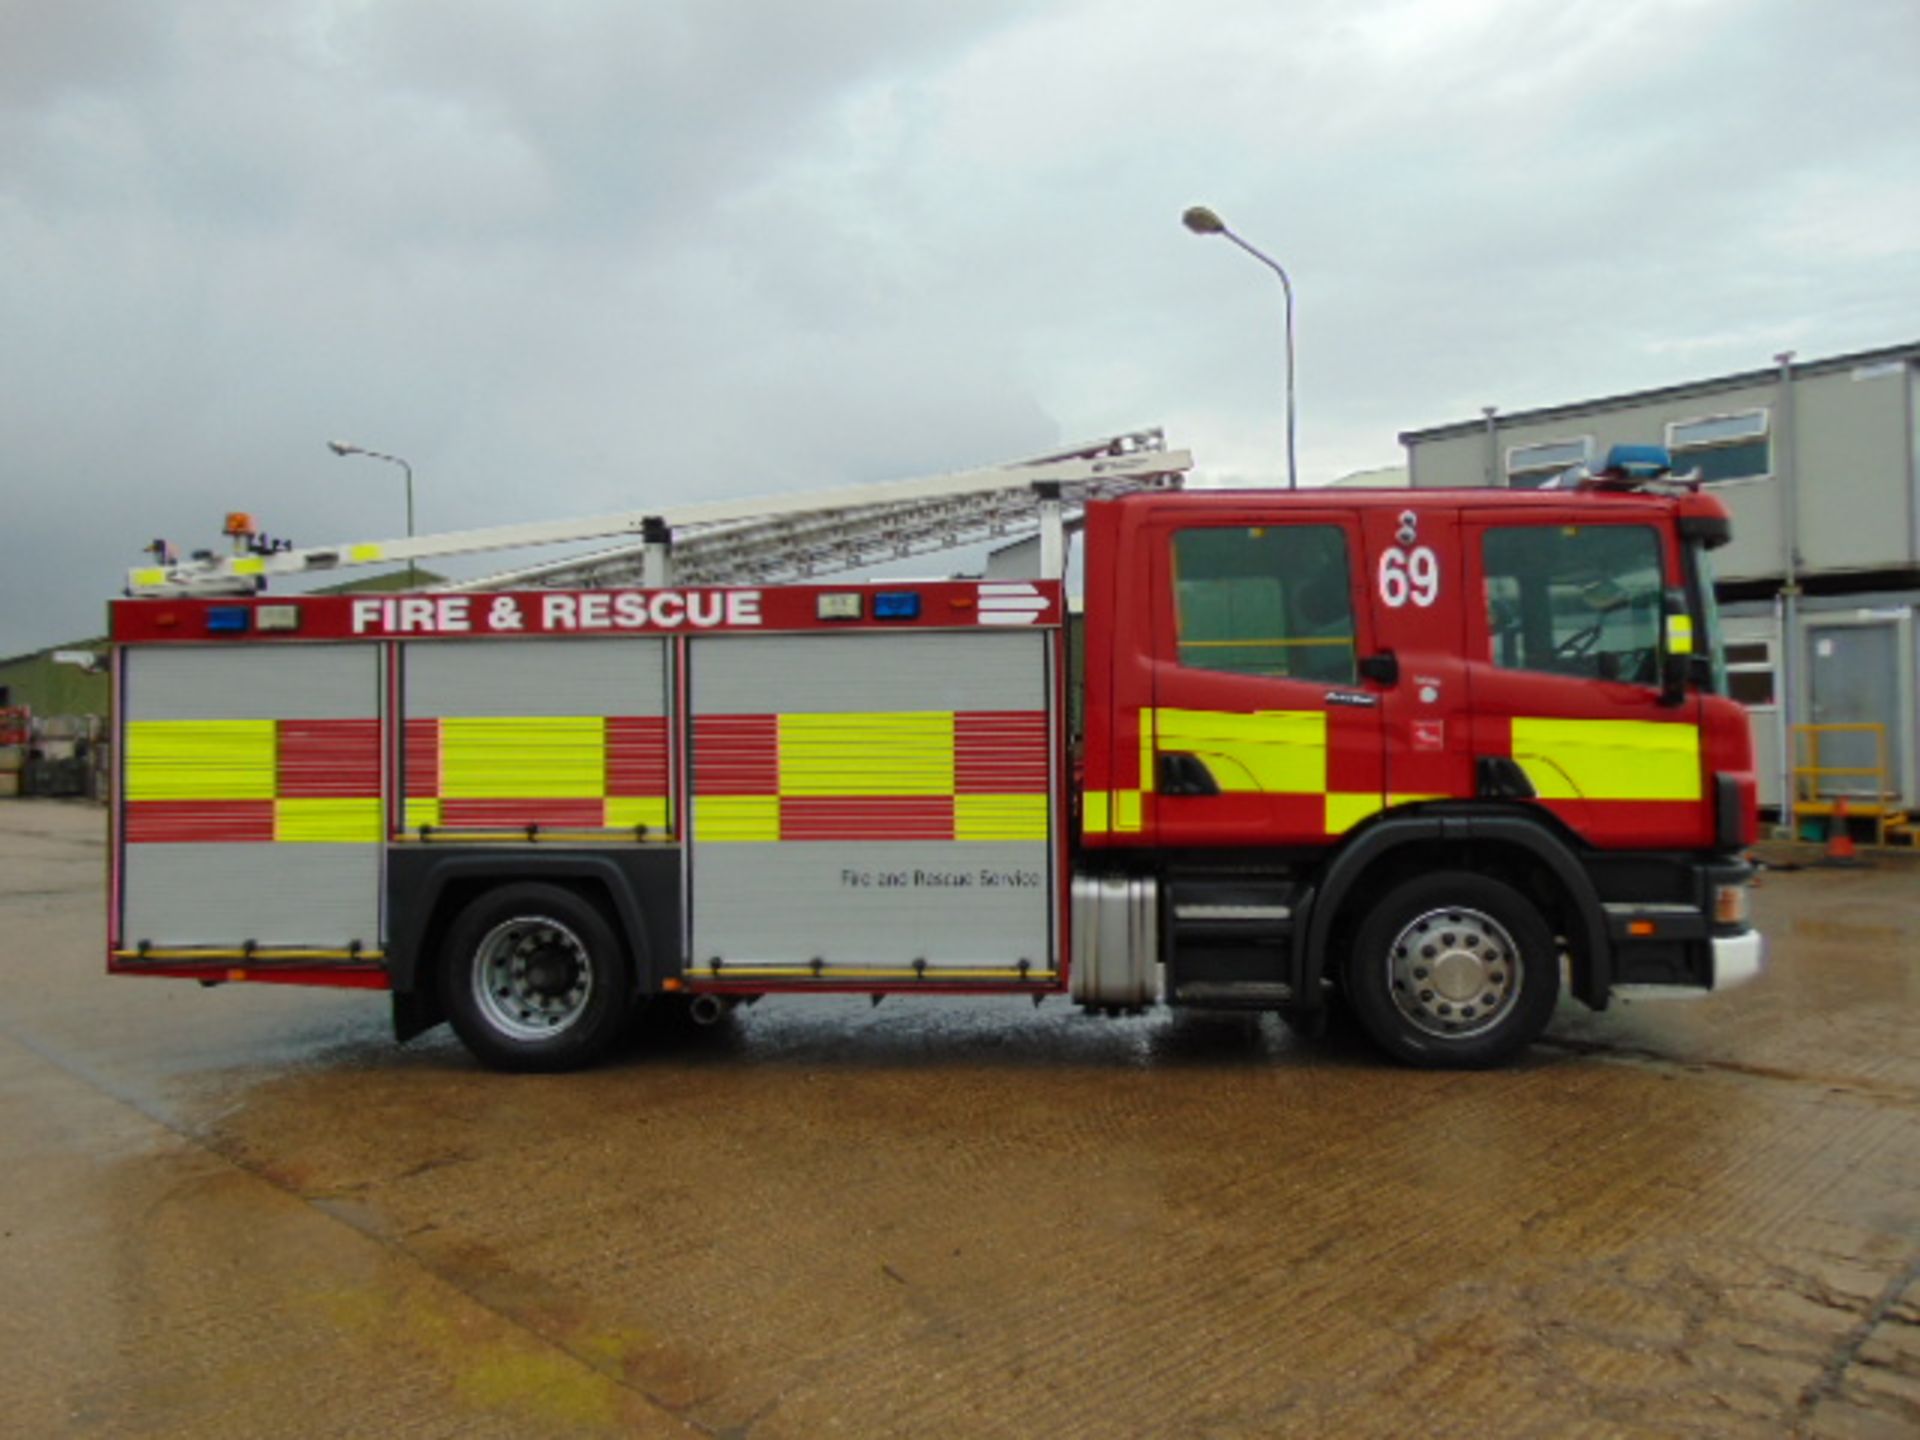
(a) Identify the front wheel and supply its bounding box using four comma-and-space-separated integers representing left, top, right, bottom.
440, 883, 634, 1072
1343, 871, 1560, 1068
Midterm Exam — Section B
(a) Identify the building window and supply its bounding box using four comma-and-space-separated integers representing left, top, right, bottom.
1724, 639, 1776, 707
1481, 524, 1664, 684
1505, 437, 1593, 489
1667, 409, 1770, 484
1171, 525, 1355, 683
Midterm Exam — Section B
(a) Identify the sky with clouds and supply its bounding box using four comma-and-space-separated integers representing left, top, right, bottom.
3, 0, 1917, 655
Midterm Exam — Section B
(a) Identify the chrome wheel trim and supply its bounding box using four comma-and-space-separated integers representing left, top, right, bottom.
471, 916, 594, 1041
1385, 906, 1523, 1040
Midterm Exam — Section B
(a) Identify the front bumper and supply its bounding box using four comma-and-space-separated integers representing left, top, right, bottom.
1711, 929, 1765, 992
1602, 853, 1763, 1000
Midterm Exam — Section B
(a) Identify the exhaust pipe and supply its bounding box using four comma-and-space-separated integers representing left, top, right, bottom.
687, 994, 729, 1026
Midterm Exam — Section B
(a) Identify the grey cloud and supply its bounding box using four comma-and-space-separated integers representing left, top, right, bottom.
2, 0, 1917, 657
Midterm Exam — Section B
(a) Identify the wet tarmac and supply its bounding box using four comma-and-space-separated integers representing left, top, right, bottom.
2, 797, 1917, 1437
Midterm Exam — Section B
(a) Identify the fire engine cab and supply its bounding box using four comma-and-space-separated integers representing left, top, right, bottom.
109, 434, 1761, 1070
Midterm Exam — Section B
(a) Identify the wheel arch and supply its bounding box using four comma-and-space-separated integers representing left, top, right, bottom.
386, 849, 681, 1040
1300, 810, 1613, 1010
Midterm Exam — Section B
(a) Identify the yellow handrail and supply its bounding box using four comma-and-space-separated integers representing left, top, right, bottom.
1791, 722, 1894, 844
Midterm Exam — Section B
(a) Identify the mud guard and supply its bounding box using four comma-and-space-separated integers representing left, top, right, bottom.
1297, 810, 1614, 1012
384, 847, 680, 1020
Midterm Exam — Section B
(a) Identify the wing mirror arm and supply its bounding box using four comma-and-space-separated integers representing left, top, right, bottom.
1658, 589, 1692, 707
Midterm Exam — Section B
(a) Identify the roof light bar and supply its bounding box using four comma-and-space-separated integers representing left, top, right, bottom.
1596, 444, 1673, 480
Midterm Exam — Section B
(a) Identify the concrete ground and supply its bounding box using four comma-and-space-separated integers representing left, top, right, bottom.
1, 799, 1916, 1439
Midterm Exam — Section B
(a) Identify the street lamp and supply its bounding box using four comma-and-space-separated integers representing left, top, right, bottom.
327, 440, 417, 587
1182, 205, 1298, 491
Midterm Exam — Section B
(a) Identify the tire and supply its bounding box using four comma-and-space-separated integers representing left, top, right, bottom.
1343, 870, 1560, 1068
439, 882, 634, 1072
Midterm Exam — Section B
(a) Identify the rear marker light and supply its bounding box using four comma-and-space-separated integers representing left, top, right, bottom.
206, 606, 250, 634
873, 591, 921, 620
255, 605, 301, 633
817, 593, 863, 621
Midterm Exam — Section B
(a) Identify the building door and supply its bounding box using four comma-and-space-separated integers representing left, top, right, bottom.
1721, 616, 1782, 811
1807, 618, 1905, 801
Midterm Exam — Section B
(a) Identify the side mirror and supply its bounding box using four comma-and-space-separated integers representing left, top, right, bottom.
1659, 589, 1692, 707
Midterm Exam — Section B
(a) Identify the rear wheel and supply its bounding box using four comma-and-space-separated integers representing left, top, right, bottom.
440, 883, 633, 1072
1344, 871, 1559, 1068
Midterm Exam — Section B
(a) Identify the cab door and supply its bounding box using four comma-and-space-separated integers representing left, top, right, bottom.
1145, 509, 1384, 848
1461, 508, 1710, 849
1360, 503, 1477, 815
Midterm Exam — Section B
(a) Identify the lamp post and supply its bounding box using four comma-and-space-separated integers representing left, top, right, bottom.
327, 440, 417, 587
1182, 205, 1297, 491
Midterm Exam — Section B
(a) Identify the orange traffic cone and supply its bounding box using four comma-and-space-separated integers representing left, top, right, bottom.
1825, 796, 1858, 864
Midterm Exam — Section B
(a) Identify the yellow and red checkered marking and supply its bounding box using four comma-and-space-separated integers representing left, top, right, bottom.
123, 718, 382, 843
402, 715, 670, 833
1082, 706, 1397, 839
693, 710, 1049, 842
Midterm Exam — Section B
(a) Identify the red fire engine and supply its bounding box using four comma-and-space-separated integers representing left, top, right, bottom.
109, 433, 1760, 1070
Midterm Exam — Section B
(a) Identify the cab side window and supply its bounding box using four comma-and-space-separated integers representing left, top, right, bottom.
1482, 524, 1663, 684
1171, 525, 1355, 683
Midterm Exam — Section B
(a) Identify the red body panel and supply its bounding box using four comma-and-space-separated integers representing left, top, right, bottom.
1459, 500, 1710, 849
1079, 501, 1130, 845
108, 582, 1055, 644
1082, 486, 1746, 857
1144, 503, 1384, 847
1360, 504, 1475, 810
1701, 693, 1759, 846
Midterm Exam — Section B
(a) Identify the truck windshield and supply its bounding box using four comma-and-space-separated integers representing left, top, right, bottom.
1688, 542, 1729, 696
